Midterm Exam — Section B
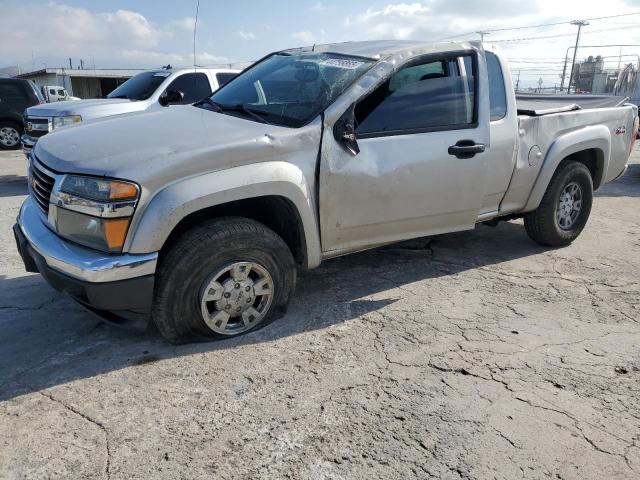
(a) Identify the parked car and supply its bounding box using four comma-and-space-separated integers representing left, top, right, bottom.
21, 67, 239, 155
0, 78, 44, 149
42, 85, 81, 102
14, 41, 639, 342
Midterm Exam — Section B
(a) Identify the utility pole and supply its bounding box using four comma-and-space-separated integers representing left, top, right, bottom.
537, 77, 543, 93
567, 20, 589, 94
476, 31, 490, 42
560, 49, 570, 90
515, 70, 521, 92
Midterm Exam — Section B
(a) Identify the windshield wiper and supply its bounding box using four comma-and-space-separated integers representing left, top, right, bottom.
194, 97, 223, 111
194, 99, 269, 124
219, 103, 268, 124
108, 95, 130, 100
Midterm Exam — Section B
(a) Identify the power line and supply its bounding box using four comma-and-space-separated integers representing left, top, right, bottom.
491, 24, 640, 43
437, 11, 640, 41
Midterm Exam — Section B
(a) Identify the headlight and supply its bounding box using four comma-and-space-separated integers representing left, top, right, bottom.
52, 115, 82, 129
61, 175, 138, 201
51, 175, 140, 253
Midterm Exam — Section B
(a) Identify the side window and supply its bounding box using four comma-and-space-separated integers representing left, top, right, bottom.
0, 83, 28, 101
216, 72, 237, 87
58, 89, 66, 96
165, 73, 212, 104
49, 89, 56, 95
486, 52, 507, 121
354, 55, 476, 136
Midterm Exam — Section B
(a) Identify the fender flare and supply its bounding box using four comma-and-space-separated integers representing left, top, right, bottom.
523, 125, 610, 212
126, 161, 322, 268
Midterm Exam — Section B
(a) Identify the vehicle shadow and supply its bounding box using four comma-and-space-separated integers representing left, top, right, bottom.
0, 176, 27, 198
595, 164, 640, 198
0, 221, 546, 402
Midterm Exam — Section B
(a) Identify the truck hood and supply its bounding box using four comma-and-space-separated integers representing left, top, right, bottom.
25, 98, 147, 120
34, 105, 317, 190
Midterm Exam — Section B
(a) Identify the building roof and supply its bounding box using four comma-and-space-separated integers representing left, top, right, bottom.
15, 68, 147, 79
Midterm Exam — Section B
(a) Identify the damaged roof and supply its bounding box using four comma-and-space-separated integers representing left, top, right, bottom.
282, 40, 473, 60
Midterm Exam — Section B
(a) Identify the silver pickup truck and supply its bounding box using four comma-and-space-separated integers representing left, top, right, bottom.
13, 41, 639, 342
21, 67, 239, 155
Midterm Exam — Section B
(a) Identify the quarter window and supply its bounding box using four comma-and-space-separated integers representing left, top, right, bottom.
486, 52, 507, 121
354, 55, 476, 136
165, 73, 212, 104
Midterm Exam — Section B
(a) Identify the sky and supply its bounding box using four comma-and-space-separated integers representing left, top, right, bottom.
1, 0, 640, 88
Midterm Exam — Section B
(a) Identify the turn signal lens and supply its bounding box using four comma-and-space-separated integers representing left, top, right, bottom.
109, 182, 139, 201
103, 218, 131, 250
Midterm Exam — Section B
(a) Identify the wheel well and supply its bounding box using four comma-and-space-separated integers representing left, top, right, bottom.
565, 148, 604, 189
162, 196, 308, 266
0, 118, 22, 129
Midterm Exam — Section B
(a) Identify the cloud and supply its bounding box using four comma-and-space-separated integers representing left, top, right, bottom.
167, 17, 197, 32
344, 3, 433, 40
238, 30, 256, 40
310, 2, 329, 11
0, 2, 228, 70
292, 31, 316, 44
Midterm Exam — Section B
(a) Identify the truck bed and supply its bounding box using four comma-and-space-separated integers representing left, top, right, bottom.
516, 94, 628, 116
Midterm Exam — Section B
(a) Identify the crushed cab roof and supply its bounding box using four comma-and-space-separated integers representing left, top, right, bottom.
282, 40, 473, 60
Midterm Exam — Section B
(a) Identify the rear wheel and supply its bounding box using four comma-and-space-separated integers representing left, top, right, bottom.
524, 160, 593, 246
152, 217, 296, 343
0, 122, 22, 150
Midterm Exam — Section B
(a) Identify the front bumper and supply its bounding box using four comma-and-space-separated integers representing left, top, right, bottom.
21, 134, 38, 156
14, 197, 158, 312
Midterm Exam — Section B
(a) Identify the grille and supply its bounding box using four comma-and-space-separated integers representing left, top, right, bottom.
29, 160, 55, 214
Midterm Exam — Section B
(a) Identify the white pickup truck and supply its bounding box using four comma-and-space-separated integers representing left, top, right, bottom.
41, 86, 80, 102
14, 41, 638, 342
21, 67, 239, 154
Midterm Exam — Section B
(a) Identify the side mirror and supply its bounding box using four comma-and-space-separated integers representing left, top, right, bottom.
333, 103, 359, 155
159, 89, 185, 107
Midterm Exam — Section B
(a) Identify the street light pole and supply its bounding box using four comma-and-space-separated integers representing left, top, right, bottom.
567, 20, 589, 94
476, 31, 490, 42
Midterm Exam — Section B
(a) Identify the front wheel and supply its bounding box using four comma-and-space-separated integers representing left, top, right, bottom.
524, 160, 593, 246
152, 217, 296, 343
0, 122, 22, 150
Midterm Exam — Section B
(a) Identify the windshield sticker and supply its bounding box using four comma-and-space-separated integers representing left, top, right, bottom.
153, 72, 172, 77
319, 58, 365, 69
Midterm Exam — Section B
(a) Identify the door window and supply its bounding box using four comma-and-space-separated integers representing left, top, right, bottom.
216, 72, 237, 87
354, 55, 476, 136
165, 73, 212, 104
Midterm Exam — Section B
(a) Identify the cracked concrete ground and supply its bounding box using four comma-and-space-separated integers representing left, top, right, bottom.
1, 147, 639, 480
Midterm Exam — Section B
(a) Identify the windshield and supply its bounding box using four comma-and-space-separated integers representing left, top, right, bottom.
28, 81, 45, 102
107, 71, 170, 101
205, 53, 374, 127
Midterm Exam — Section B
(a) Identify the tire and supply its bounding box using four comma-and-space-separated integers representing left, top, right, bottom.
524, 160, 593, 247
152, 217, 296, 343
0, 121, 22, 150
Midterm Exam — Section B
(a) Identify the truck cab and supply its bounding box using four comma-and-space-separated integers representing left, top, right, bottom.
21, 67, 239, 155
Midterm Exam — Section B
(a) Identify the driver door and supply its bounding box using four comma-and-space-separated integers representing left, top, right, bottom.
319, 48, 490, 255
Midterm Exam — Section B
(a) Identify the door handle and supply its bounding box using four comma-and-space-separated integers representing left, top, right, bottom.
448, 140, 486, 159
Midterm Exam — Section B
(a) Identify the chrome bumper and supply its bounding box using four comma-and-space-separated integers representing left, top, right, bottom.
17, 197, 157, 283
21, 134, 37, 156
